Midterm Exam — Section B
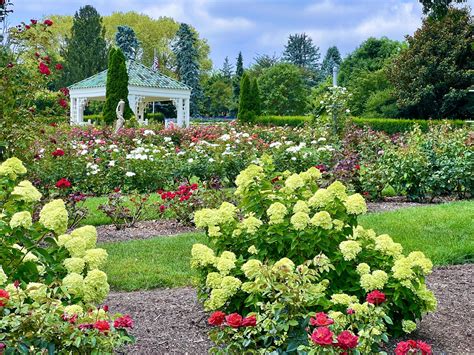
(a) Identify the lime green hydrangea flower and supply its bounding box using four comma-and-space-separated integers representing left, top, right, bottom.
191, 244, 216, 268
310, 211, 332, 229
83, 269, 109, 303
5, 283, 26, 302
339, 240, 362, 261
327, 311, 347, 327
9, 211, 32, 229
327, 181, 348, 200
331, 293, 358, 306
62, 273, 84, 296
360, 270, 388, 292
39, 199, 68, 234
348, 302, 370, 315
11, 181, 42, 203
407, 251, 433, 275
221, 276, 242, 294
194, 208, 218, 229
402, 319, 417, 333
70, 225, 97, 250
284, 173, 305, 192
272, 257, 295, 274
84, 248, 108, 269
235, 164, 264, 195
64, 304, 84, 316
352, 226, 376, 240
208, 225, 221, 237
63, 257, 85, 274
204, 288, 228, 310
300, 166, 322, 182
220, 251, 236, 262
293, 200, 310, 214
247, 245, 258, 255
333, 219, 344, 231
356, 263, 371, 275
308, 188, 332, 208
206, 272, 223, 289
241, 259, 262, 279
241, 215, 263, 235
392, 257, 415, 281
26, 282, 48, 302
64, 237, 87, 257
267, 202, 288, 224
215, 257, 236, 275
218, 202, 237, 223
374, 234, 403, 257
416, 284, 437, 312
290, 212, 310, 230
344, 193, 367, 215
0, 157, 27, 179
57, 234, 72, 247
0, 266, 7, 285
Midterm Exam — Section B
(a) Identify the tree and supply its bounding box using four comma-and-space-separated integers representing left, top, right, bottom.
320, 46, 342, 81
173, 23, 204, 116
419, 0, 467, 19
115, 25, 141, 60
283, 33, 320, 80
258, 63, 309, 116
233, 52, 244, 101
202, 72, 233, 117
238, 72, 254, 122
250, 78, 261, 116
61, 5, 107, 86
248, 53, 280, 77
389, 8, 473, 119
103, 48, 133, 124
221, 56, 233, 80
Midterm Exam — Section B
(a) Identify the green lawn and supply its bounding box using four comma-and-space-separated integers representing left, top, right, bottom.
102, 201, 473, 291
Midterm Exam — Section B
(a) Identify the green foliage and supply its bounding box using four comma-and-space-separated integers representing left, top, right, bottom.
103, 48, 133, 124
320, 46, 342, 81
388, 8, 474, 119
115, 25, 140, 60
283, 33, 320, 84
249, 77, 261, 116
255, 115, 309, 127
420, 0, 467, 19
232, 52, 244, 113
202, 72, 233, 117
173, 23, 204, 116
258, 63, 309, 116
146, 112, 165, 123
61, 5, 107, 86
237, 73, 255, 122
221, 56, 233, 80
352, 117, 467, 134
313, 86, 352, 135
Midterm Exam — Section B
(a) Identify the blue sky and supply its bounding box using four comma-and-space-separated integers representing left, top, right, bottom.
9, 0, 474, 69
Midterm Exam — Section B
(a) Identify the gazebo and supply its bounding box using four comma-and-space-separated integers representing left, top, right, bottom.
68, 60, 192, 127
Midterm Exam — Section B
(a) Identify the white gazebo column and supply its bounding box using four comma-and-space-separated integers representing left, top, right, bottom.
70, 97, 77, 124
74, 98, 88, 125
184, 98, 190, 127
176, 98, 184, 127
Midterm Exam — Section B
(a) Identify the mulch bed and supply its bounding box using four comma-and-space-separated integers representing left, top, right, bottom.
107, 264, 473, 354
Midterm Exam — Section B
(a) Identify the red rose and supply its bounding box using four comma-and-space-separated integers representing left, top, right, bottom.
52, 148, 65, 157
315, 164, 327, 172
114, 315, 134, 329
310, 327, 334, 346
58, 98, 68, 108
59, 87, 69, 96
395, 340, 414, 355
34, 52, 40, 57
55, 63, 63, 70
38, 62, 51, 75
93, 320, 110, 333
366, 290, 386, 305
241, 315, 257, 327
346, 309, 355, 315
190, 183, 198, 190
225, 313, 243, 328
159, 205, 166, 213
416, 341, 432, 355
6, 62, 13, 68
336, 330, 359, 350
208, 311, 226, 326
55, 178, 71, 189
43, 19, 53, 26
354, 164, 360, 170
0, 289, 10, 307
310, 312, 334, 327
102, 305, 109, 312
30, 19, 38, 24
25, 25, 31, 30
42, 56, 51, 63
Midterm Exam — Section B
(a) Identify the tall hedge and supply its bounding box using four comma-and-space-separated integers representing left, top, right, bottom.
102, 48, 133, 124
250, 78, 261, 116
237, 72, 254, 122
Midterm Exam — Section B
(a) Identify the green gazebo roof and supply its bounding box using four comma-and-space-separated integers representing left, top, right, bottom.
69, 60, 190, 91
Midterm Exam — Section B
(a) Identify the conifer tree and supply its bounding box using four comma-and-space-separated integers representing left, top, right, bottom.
173, 23, 203, 116
320, 46, 342, 81
115, 25, 141, 60
61, 5, 107, 86
221, 56, 233, 80
233, 52, 244, 100
103, 48, 133, 124
238, 72, 254, 122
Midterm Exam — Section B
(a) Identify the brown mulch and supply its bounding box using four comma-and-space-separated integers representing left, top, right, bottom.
107, 264, 473, 354
96, 220, 196, 243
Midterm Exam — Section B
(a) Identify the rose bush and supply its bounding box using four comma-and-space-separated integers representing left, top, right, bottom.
191, 157, 437, 351
0, 158, 134, 351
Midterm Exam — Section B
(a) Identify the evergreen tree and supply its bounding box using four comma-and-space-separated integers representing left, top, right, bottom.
61, 5, 107, 86
320, 46, 342, 81
250, 78, 261, 116
221, 56, 233, 80
233, 52, 244, 101
173, 23, 203, 116
238, 72, 254, 122
419, 0, 466, 19
283, 33, 320, 73
115, 25, 141, 60
103, 48, 133, 124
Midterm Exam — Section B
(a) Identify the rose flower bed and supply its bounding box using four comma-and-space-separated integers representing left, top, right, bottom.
190, 156, 436, 353
0, 158, 134, 351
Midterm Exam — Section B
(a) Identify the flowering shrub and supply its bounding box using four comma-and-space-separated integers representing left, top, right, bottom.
99, 190, 151, 229
0, 158, 134, 351
191, 157, 436, 351
395, 339, 432, 355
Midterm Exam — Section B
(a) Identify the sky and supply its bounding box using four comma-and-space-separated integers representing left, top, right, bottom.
9, 0, 474, 69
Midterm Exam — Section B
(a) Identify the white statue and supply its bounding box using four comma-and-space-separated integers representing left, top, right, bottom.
114, 99, 125, 133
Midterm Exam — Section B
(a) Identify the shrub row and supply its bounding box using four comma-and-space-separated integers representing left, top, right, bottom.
350, 118, 467, 134
255, 115, 309, 127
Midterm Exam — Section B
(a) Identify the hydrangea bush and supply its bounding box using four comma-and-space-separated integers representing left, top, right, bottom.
191, 156, 436, 351
0, 158, 134, 351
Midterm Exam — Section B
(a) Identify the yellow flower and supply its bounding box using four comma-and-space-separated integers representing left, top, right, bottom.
356, 263, 371, 275
241, 215, 263, 235
0, 266, 7, 285
206, 272, 223, 289
360, 270, 388, 292
11, 181, 42, 203
407, 251, 433, 275
70, 226, 97, 250
62, 273, 84, 297
402, 320, 417, 333
267, 202, 288, 224
63, 257, 85, 274
308, 188, 332, 208
221, 276, 242, 294
9, 211, 32, 229
83, 269, 109, 303
310, 211, 332, 229
290, 212, 310, 230
204, 288, 228, 310
64, 237, 87, 257
339, 240, 362, 261
344, 194, 367, 215
215, 257, 235, 275
64, 304, 84, 316
327, 181, 348, 200
220, 251, 236, 262
26, 282, 47, 302
83, 248, 108, 269
247, 245, 258, 255
331, 293, 358, 306
284, 173, 305, 192
374, 234, 403, 257
293, 200, 310, 214
190, 243, 216, 269
300, 166, 322, 182
235, 164, 264, 195
0, 157, 27, 179
39, 199, 68, 234
272, 257, 295, 274
241, 259, 262, 279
